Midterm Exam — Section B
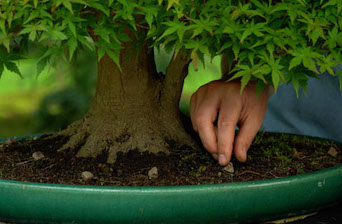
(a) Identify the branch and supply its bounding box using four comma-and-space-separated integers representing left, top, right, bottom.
161, 50, 190, 113
190, 0, 201, 14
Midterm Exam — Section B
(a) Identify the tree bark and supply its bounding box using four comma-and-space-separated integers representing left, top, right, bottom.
57, 42, 196, 163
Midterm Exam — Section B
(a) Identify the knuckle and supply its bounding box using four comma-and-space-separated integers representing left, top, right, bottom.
218, 119, 234, 129
195, 114, 207, 126
207, 81, 220, 91
197, 84, 206, 92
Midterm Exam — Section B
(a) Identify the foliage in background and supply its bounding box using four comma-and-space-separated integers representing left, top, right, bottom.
0, 48, 97, 137
33, 48, 97, 132
0, 0, 342, 97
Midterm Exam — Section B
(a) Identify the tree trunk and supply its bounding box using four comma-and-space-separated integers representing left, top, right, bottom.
57, 43, 196, 163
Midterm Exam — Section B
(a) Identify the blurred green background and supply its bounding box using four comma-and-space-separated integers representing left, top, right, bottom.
0, 49, 221, 138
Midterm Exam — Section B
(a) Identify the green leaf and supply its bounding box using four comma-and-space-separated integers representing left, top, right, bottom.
240, 72, 251, 94
68, 37, 78, 61
40, 26, 68, 41
36, 58, 48, 77
255, 80, 266, 97
4, 61, 23, 78
108, 0, 114, 6
218, 41, 233, 54
323, 0, 342, 13
232, 44, 240, 61
145, 13, 154, 28
272, 69, 280, 92
97, 47, 105, 62
299, 78, 308, 96
303, 57, 318, 73
28, 30, 37, 41
89, 2, 110, 16
289, 57, 302, 70
266, 42, 274, 59
62, 0, 74, 14
240, 29, 252, 44
167, 0, 179, 11
106, 49, 121, 71
68, 21, 77, 37
20, 26, 33, 35
292, 77, 300, 97
0, 32, 10, 52
24, 10, 39, 24
228, 70, 249, 82
0, 20, 5, 34
290, 48, 321, 73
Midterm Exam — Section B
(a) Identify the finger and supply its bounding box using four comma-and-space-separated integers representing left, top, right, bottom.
212, 126, 219, 160
217, 101, 240, 166
195, 99, 220, 155
234, 117, 262, 162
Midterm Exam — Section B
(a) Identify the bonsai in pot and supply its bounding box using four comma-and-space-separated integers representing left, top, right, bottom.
0, 1, 341, 223
1, 0, 341, 163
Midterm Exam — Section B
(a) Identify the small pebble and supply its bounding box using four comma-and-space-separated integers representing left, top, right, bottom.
32, 151, 45, 161
328, 147, 338, 158
3, 139, 14, 145
81, 171, 94, 181
222, 162, 234, 173
148, 167, 158, 179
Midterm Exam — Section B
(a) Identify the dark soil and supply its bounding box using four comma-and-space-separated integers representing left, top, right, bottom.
0, 131, 341, 186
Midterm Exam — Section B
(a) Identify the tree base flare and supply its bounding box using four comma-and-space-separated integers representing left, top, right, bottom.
56, 112, 198, 163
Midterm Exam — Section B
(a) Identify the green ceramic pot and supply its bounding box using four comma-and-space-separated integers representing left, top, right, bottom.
0, 135, 341, 224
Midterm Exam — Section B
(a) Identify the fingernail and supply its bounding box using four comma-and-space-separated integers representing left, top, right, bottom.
243, 146, 247, 153
218, 154, 227, 166
212, 154, 218, 160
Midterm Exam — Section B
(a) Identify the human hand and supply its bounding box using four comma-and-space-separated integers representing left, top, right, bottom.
190, 80, 274, 166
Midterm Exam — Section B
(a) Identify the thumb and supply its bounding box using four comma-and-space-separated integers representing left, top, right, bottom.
233, 118, 261, 162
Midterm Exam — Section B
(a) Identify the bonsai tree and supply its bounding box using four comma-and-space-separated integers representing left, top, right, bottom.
1, 0, 341, 163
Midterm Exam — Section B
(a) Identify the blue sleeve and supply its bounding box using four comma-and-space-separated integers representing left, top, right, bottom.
261, 65, 342, 142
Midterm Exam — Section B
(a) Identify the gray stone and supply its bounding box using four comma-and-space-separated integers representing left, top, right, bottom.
328, 147, 338, 158
32, 151, 45, 160
223, 162, 234, 173
81, 171, 94, 181
3, 139, 14, 145
148, 167, 158, 179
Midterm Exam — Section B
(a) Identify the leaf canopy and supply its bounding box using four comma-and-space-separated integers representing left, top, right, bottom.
0, 0, 342, 93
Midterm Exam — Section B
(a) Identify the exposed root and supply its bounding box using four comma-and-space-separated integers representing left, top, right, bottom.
57, 131, 88, 152
57, 112, 197, 164
58, 119, 84, 136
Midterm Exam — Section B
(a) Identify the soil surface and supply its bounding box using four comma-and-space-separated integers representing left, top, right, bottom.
0, 131, 341, 186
